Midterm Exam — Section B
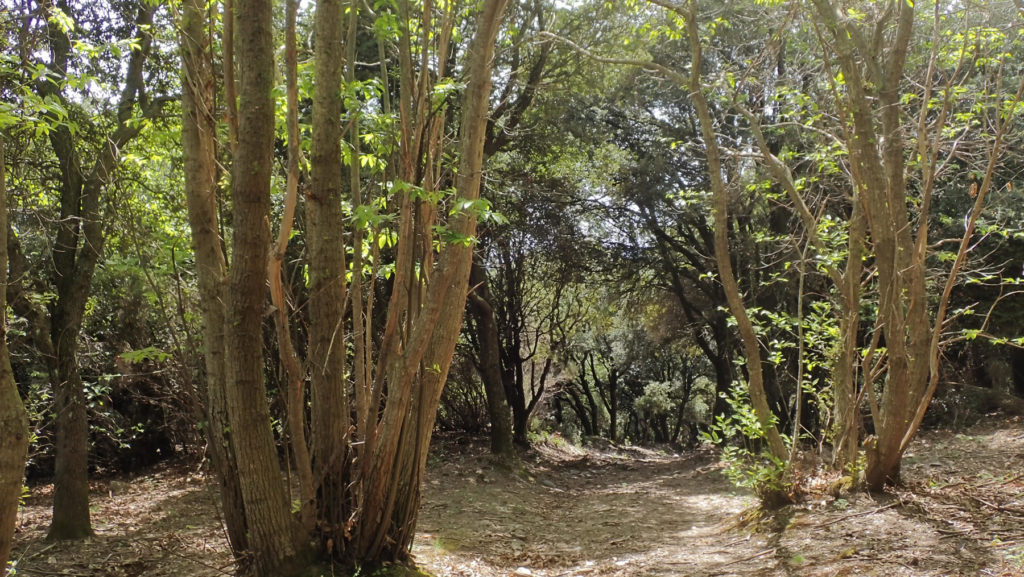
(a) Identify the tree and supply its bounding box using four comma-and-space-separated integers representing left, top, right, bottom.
2, 0, 170, 539
464, 0, 556, 457
345, 0, 510, 561
535, 0, 1021, 495
467, 260, 518, 459
180, 0, 511, 572
221, 0, 305, 570
178, 0, 249, 559
676, 0, 788, 462
468, 237, 576, 448
648, 0, 1024, 489
0, 137, 30, 575
807, 0, 1021, 488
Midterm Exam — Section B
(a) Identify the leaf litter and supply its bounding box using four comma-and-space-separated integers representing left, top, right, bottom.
10, 417, 1024, 576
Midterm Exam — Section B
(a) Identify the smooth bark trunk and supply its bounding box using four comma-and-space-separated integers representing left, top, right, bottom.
684, 0, 787, 461
810, 0, 920, 489
271, 0, 315, 534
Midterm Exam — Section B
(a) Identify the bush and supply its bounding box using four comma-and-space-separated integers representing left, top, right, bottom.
702, 382, 791, 503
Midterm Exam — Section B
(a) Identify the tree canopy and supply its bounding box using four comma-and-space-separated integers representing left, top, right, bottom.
2, 0, 1024, 574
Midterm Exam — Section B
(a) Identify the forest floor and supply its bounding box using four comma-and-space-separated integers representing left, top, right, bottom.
9, 416, 1024, 577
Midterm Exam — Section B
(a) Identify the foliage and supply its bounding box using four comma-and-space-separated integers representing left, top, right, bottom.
702, 382, 790, 500
0, 2, 1021, 567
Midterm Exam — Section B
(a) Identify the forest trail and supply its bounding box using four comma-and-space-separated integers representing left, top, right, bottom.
414, 437, 763, 576
414, 423, 1024, 577
10, 419, 1024, 577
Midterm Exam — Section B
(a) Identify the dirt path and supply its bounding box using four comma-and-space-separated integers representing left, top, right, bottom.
10, 420, 1024, 576
413, 439, 769, 577
414, 424, 1024, 577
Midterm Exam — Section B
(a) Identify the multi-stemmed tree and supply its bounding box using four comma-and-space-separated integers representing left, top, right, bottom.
181, 0, 509, 572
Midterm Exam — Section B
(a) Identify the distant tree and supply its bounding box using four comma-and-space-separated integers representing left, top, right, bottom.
466, 0, 558, 459
2, 0, 171, 539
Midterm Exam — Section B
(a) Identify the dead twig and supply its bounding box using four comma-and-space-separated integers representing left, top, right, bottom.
553, 568, 595, 577
1000, 472, 1024, 487
811, 502, 899, 528
15, 541, 58, 562
712, 548, 776, 570
13, 568, 91, 577
157, 541, 236, 576
971, 495, 1024, 517
719, 536, 752, 548
969, 472, 1023, 489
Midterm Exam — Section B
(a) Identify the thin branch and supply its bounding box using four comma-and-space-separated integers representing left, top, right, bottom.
536, 31, 689, 86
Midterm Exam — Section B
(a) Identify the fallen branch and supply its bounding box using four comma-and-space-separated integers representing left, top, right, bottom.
712, 548, 776, 570
971, 495, 1024, 517
999, 472, 1024, 487
811, 502, 899, 528
15, 541, 58, 562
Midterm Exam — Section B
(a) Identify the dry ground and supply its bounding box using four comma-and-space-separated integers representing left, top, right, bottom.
10, 417, 1024, 576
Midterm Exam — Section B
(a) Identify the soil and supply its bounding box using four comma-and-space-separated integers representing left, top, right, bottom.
10, 418, 1024, 577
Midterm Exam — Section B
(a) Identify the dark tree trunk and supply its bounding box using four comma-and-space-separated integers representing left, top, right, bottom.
581, 371, 601, 437
48, 339, 91, 540
510, 384, 531, 446
608, 370, 618, 443
564, 388, 593, 436
38, 1, 159, 539
468, 259, 517, 462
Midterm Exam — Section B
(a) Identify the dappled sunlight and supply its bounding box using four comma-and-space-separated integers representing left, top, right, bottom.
414, 439, 771, 577
13, 466, 232, 577
414, 425, 1024, 577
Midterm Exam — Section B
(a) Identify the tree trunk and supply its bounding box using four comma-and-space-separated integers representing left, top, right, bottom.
684, 0, 787, 461
204, 0, 508, 569
832, 201, 865, 471
508, 372, 530, 446
565, 387, 593, 436
579, 368, 601, 437
47, 337, 91, 540
349, 0, 508, 561
608, 368, 618, 443
0, 138, 30, 572
179, 0, 249, 560
224, 0, 303, 572
307, 0, 351, 543
38, 1, 159, 540
271, 0, 315, 534
468, 259, 517, 462
809, 0, 920, 490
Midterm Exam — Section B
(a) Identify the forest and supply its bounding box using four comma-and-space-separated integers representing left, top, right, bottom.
1, 0, 1024, 575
